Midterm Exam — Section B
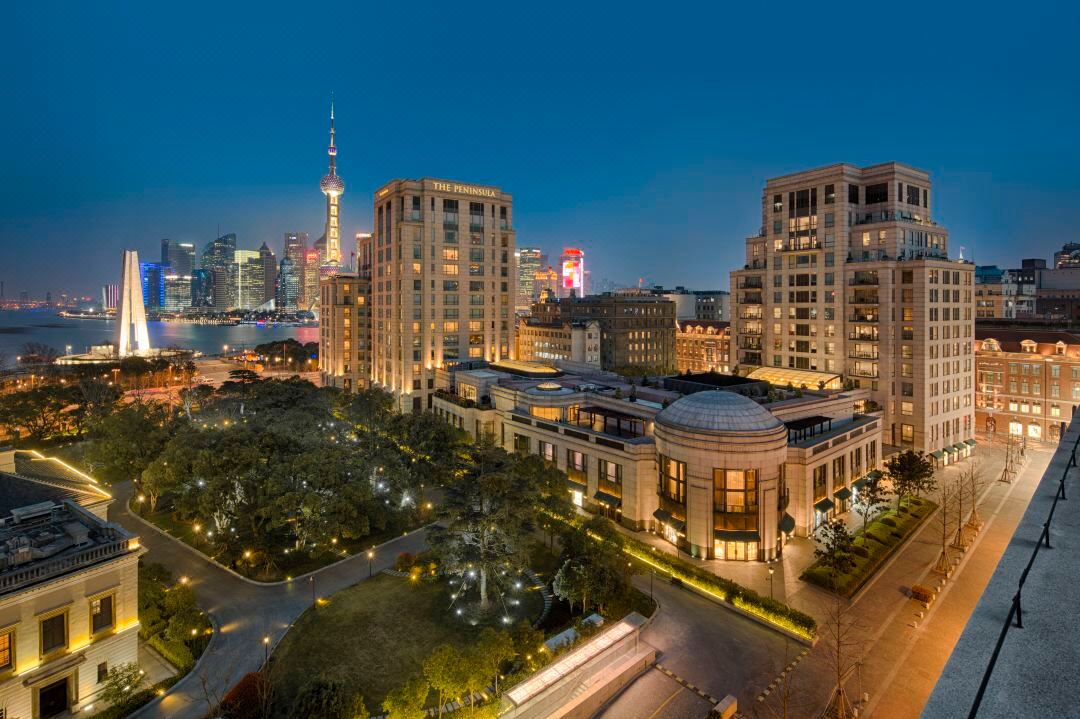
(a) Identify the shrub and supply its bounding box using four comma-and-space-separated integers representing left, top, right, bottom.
852, 544, 870, 558
220, 672, 270, 719
880, 517, 897, 528
149, 635, 195, 673
394, 552, 417, 571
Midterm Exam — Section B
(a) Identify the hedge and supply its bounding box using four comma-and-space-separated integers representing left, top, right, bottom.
546, 510, 817, 640
148, 635, 195, 673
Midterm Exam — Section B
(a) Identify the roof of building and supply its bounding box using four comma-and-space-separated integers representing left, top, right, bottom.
676, 320, 730, 334
0, 450, 112, 515
655, 390, 783, 434
746, 367, 843, 389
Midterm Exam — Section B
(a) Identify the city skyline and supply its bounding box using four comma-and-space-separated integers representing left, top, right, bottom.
5, 3, 1080, 298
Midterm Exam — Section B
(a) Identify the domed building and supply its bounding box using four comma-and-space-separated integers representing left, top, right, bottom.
653, 391, 788, 561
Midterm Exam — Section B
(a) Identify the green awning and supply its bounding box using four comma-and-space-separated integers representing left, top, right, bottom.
867, 469, 883, 480
943, 446, 956, 454
714, 529, 760, 542
779, 513, 795, 533
652, 508, 686, 533
852, 477, 869, 491
567, 478, 587, 493
834, 487, 852, 501
954, 443, 967, 452
965, 438, 978, 446
593, 491, 622, 508
931, 450, 944, 459
814, 498, 835, 513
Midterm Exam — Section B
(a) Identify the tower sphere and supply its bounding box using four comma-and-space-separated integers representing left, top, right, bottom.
321, 174, 344, 195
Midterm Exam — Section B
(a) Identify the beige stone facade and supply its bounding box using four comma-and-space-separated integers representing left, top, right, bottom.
730, 162, 975, 452
319, 273, 371, 392
371, 179, 516, 412
517, 319, 601, 368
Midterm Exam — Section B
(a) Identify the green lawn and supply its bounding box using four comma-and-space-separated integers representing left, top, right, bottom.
270, 572, 544, 714
802, 497, 938, 597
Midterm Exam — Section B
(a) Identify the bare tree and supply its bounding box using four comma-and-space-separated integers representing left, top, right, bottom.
964, 460, 986, 533
753, 639, 816, 719
933, 479, 957, 575
822, 590, 861, 719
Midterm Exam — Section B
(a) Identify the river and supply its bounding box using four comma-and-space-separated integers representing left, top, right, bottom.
0, 309, 317, 366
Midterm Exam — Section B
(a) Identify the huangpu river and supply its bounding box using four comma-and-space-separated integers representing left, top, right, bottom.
0, 309, 317, 367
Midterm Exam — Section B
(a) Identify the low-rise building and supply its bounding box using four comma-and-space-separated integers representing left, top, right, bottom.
0, 450, 143, 718
675, 320, 730, 374
517, 319, 600, 368
432, 365, 881, 562
974, 326, 1080, 443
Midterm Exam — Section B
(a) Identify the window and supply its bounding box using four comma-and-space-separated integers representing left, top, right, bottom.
98, 661, 109, 684
0, 629, 12, 673
848, 184, 860, 204
91, 594, 114, 635
599, 459, 622, 486
539, 440, 556, 464
40, 612, 67, 656
813, 465, 827, 501
514, 434, 531, 454
713, 469, 758, 514
866, 183, 888, 204
824, 184, 835, 204
659, 455, 686, 504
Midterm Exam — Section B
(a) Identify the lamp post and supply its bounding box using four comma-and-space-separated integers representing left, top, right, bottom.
368, 550, 374, 578
767, 563, 775, 600
263, 635, 270, 665
309, 575, 316, 609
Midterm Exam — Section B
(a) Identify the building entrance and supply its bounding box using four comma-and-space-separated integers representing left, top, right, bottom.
39, 677, 70, 718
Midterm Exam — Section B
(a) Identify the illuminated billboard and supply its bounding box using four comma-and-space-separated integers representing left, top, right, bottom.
560, 248, 584, 296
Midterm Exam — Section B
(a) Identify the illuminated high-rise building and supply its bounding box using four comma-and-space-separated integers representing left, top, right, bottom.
371, 178, 516, 412
163, 274, 192, 312
201, 233, 237, 310
161, 239, 195, 276
303, 248, 320, 310
139, 262, 166, 310
258, 242, 277, 304
559, 248, 585, 298
117, 250, 151, 356
319, 98, 344, 275
276, 257, 300, 310
516, 247, 543, 312
234, 250, 263, 310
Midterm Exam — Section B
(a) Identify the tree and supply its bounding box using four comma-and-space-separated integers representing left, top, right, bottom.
553, 558, 589, 613
69, 378, 121, 437
885, 450, 936, 513
933, 479, 957, 575
88, 402, 175, 483
963, 460, 986, 532
424, 644, 467, 718
428, 442, 542, 610
20, 342, 59, 365
815, 520, 856, 591
382, 674, 430, 719
290, 679, 366, 719
473, 628, 515, 696
854, 472, 885, 535
0, 386, 72, 444
100, 662, 144, 712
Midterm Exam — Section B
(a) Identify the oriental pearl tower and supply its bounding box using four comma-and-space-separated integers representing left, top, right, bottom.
319, 97, 344, 275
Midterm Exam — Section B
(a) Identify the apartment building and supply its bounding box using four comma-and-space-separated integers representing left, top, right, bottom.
531, 293, 676, 373
730, 162, 975, 452
974, 327, 1080, 443
370, 179, 516, 412
319, 273, 372, 392
432, 364, 881, 561
0, 451, 143, 718
675, 320, 731, 374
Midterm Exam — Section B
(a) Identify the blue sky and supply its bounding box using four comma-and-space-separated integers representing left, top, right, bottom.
3, 1, 1078, 297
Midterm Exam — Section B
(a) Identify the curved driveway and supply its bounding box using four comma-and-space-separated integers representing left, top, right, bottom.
109, 481, 431, 718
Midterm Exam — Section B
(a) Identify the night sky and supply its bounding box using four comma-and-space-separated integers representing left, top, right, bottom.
4, 2, 1078, 299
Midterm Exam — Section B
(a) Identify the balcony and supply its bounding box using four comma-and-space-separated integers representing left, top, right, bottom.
738, 310, 763, 320
847, 294, 880, 305
848, 314, 880, 323
847, 332, 879, 342
740, 324, 762, 335
848, 274, 879, 286
738, 279, 763, 290
741, 293, 763, 305
848, 349, 880, 359
739, 338, 763, 350
853, 210, 939, 228
849, 368, 880, 379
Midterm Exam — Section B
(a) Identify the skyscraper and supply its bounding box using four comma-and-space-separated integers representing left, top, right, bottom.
276, 256, 300, 310
201, 233, 237, 310
139, 262, 166, 310
117, 250, 150, 356
161, 239, 195, 276
516, 247, 543, 312
283, 232, 308, 305
302, 248, 320, 311
234, 250, 263, 310
258, 242, 277, 304
559, 248, 585, 298
729, 162, 974, 452
163, 274, 192, 312
319, 98, 344, 275
371, 178, 516, 412
191, 269, 213, 308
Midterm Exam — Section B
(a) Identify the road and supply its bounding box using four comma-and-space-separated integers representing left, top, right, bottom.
598, 574, 801, 719
109, 481, 429, 718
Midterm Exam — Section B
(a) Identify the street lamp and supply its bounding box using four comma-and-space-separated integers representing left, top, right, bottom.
263, 635, 270, 665
367, 550, 374, 578
767, 563, 776, 600
310, 575, 316, 609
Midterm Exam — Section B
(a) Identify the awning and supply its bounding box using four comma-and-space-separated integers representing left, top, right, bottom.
652, 508, 686, 533
943, 446, 956, 454
965, 438, 978, 447
852, 477, 868, 491
779, 513, 795, 533
814, 498, 835, 513
931, 450, 944, 459
593, 491, 622, 508
567, 478, 587, 493
867, 469, 883, 480
954, 443, 967, 452
714, 529, 760, 542
834, 487, 852, 501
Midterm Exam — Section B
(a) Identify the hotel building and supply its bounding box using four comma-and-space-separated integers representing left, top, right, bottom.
319, 273, 372, 392
370, 178, 516, 412
432, 364, 881, 561
517, 318, 601, 369
730, 162, 975, 452
0, 450, 143, 718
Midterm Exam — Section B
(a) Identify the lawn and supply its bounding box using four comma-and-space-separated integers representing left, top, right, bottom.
134, 501, 429, 582
269, 572, 545, 714
802, 496, 938, 597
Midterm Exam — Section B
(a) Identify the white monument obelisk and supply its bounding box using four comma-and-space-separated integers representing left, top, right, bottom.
117, 249, 151, 357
